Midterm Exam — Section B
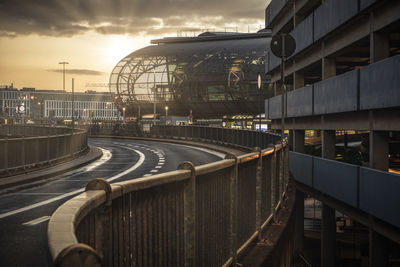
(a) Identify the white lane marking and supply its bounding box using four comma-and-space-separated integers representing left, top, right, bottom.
8, 193, 63, 196
143, 174, 152, 177
23, 216, 50, 226
150, 170, 159, 173
155, 166, 162, 169
158, 162, 164, 165
0, 146, 145, 219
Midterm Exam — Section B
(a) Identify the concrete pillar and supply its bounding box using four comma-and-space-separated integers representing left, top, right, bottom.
321, 204, 336, 267
293, 130, 305, 154
322, 130, 336, 159
294, 190, 304, 253
322, 57, 336, 80
369, 229, 388, 267
294, 71, 305, 90
369, 131, 389, 171
321, 130, 336, 266
370, 32, 390, 63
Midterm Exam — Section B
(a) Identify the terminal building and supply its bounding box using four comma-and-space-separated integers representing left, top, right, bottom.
109, 31, 274, 119
0, 85, 119, 123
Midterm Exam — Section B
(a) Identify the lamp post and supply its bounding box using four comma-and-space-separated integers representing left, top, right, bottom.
71, 78, 75, 130
165, 106, 168, 117
59, 62, 69, 92
153, 68, 156, 125
258, 73, 262, 147
122, 107, 126, 122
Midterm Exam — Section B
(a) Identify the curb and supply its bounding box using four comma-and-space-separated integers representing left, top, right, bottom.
0, 146, 103, 192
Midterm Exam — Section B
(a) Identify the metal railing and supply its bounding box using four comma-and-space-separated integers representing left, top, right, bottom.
48, 130, 290, 267
151, 125, 282, 150
0, 125, 88, 174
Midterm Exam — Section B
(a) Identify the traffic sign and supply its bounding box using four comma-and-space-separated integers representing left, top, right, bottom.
270, 34, 296, 59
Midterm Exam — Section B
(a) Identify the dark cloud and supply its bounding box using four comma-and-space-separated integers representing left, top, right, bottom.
48, 69, 105, 76
0, 0, 265, 37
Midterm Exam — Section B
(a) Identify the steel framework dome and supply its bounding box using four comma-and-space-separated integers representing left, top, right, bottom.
109, 32, 273, 118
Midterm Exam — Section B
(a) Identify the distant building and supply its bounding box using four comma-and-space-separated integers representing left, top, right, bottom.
0, 86, 119, 121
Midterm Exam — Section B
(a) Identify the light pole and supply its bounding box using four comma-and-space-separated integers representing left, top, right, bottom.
71, 78, 75, 130
258, 73, 262, 147
59, 62, 69, 92
122, 107, 126, 122
153, 68, 156, 125
165, 106, 168, 117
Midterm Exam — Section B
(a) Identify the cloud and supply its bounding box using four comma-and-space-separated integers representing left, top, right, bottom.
0, 0, 266, 37
48, 69, 105, 76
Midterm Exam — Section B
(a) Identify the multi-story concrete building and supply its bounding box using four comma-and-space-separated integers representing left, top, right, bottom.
0, 86, 119, 122
264, 0, 400, 266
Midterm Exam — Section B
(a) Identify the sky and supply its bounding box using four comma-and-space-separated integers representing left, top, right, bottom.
0, 0, 270, 92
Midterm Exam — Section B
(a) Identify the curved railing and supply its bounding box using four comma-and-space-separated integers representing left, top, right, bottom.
0, 125, 88, 175
48, 129, 290, 266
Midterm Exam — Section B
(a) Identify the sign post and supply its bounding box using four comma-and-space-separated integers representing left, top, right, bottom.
270, 34, 296, 142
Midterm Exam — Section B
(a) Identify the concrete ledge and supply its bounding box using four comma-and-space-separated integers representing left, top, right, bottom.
0, 146, 103, 191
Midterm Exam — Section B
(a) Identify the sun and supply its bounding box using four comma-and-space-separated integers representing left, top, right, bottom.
106, 35, 150, 67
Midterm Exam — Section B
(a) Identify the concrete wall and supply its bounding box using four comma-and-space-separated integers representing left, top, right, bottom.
314, 70, 358, 115
359, 167, 400, 228
290, 151, 400, 228
290, 13, 314, 55
313, 157, 358, 208
360, 54, 400, 110
360, 0, 377, 11
267, 54, 400, 119
267, 0, 289, 27
313, 0, 358, 41
287, 85, 313, 117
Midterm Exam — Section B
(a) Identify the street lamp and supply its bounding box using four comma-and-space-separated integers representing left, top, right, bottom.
257, 73, 262, 147
58, 61, 69, 92
122, 107, 126, 122
165, 106, 168, 117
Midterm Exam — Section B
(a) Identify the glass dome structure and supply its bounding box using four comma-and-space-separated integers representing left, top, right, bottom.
109, 32, 273, 118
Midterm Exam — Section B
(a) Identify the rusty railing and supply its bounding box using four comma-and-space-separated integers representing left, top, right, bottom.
48, 131, 289, 267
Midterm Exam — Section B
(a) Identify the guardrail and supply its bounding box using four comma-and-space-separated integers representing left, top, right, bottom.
48, 132, 290, 266
290, 151, 400, 229
0, 126, 88, 174
151, 125, 282, 150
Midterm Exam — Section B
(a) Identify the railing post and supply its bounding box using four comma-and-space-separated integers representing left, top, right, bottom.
254, 147, 263, 240
278, 145, 284, 198
22, 135, 25, 169
271, 147, 277, 213
225, 153, 238, 266
85, 178, 112, 267
178, 162, 196, 267
4, 137, 8, 172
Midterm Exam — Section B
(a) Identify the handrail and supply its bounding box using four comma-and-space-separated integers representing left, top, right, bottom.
0, 126, 88, 174
48, 131, 290, 266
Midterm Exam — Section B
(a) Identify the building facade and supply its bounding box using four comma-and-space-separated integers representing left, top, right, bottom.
0, 86, 119, 122
264, 0, 400, 266
110, 31, 274, 118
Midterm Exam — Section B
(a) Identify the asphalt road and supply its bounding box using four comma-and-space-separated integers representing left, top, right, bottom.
0, 138, 223, 267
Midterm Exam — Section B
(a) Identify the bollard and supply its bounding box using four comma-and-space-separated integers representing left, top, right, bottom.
178, 161, 196, 267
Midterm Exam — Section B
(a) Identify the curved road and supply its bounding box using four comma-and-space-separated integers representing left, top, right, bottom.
0, 138, 223, 267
